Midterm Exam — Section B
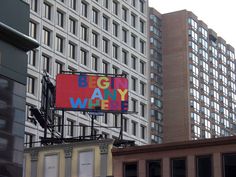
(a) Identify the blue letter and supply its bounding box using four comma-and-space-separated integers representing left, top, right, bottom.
70, 98, 88, 108
91, 88, 103, 99
78, 75, 87, 88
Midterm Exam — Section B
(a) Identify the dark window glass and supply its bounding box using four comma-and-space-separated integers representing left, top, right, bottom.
171, 158, 186, 177
196, 155, 212, 177
223, 153, 236, 177
124, 163, 138, 177
148, 160, 161, 177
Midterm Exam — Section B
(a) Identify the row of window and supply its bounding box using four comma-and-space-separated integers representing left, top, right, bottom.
124, 154, 236, 177
32, 24, 146, 57
28, 0, 146, 34
25, 114, 147, 148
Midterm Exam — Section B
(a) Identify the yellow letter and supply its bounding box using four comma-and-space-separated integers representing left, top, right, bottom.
97, 77, 110, 89
101, 100, 109, 110
117, 89, 128, 101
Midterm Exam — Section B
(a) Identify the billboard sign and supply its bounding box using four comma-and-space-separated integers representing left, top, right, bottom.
55, 74, 128, 112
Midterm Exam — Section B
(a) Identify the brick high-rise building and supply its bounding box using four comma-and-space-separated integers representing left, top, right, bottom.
162, 10, 236, 143
149, 8, 163, 144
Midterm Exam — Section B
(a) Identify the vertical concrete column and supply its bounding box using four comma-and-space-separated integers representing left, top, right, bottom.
64, 146, 73, 177
187, 155, 195, 177
213, 152, 222, 177
99, 143, 109, 177
163, 157, 170, 177
30, 150, 38, 177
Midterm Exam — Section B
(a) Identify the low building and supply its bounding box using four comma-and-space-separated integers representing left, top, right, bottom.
23, 139, 113, 177
112, 136, 236, 177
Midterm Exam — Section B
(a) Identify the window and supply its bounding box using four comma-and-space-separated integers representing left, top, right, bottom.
103, 15, 109, 31
42, 28, 50, 46
43, 2, 51, 20
122, 28, 128, 43
196, 155, 212, 177
131, 121, 137, 136
102, 114, 108, 124
103, 38, 109, 54
92, 31, 98, 48
102, 61, 109, 73
113, 22, 119, 37
24, 133, 34, 148
57, 10, 64, 28
55, 62, 63, 75
92, 55, 98, 71
140, 19, 145, 33
67, 119, 74, 136
122, 7, 128, 22
131, 77, 137, 91
54, 115, 62, 133
140, 82, 145, 96
131, 13, 136, 28
122, 50, 128, 65
171, 158, 186, 177
223, 153, 236, 177
141, 125, 146, 139
80, 124, 87, 137
29, 21, 37, 39
28, 50, 36, 67
42, 54, 51, 74
113, 114, 119, 127
26, 104, 35, 123
92, 8, 98, 24
112, 66, 118, 75
56, 35, 64, 53
131, 99, 137, 112
131, 0, 136, 7
103, 0, 109, 8
81, 1, 87, 18
147, 160, 161, 177
80, 25, 88, 42
124, 163, 137, 177
123, 117, 128, 132
69, 42, 76, 59
113, 1, 118, 15
69, 17, 76, 35
140, 103, 145, 117
131, 34, 136, 48
69, 0, 76, 10
80, 49, 87, 66
131, 55, 136, 70
30, 0, 38, 12
112, 44, 118, 59
140, 40, 145, 54
27, 76, 35, 95
140, 0, 144, 13
140, 61, 145, 75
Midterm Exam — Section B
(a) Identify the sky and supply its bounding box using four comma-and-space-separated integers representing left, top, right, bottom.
149, 0, 236, 48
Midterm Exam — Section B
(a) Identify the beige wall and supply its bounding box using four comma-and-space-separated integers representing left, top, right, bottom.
24, 139, 113, 177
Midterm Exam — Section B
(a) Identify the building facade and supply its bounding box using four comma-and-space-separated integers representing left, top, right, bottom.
23, 0, 150, 146
162, 10, 236, 143
0, 0, 38, 176
112, 136, 236, 177
24, 139, 113, 177
148, 8, 163, 144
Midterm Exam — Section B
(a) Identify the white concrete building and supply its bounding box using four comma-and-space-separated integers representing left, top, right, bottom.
23, 0, 150, 146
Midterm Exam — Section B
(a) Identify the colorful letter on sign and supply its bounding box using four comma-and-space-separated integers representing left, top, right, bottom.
55, 74, 128, 112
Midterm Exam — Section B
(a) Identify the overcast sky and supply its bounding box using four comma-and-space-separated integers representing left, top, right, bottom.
149, 0, 236, 49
